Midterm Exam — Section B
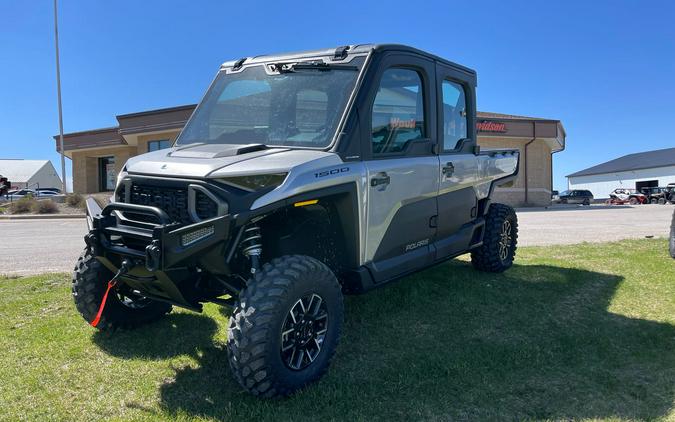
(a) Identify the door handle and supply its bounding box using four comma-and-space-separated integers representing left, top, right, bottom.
370, 172, 391, 187
442, 162, 455, 177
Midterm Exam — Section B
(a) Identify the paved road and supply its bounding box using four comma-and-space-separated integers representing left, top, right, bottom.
1, 218, 88, 276
516, 204, 674, 246
1, 205, 673, 276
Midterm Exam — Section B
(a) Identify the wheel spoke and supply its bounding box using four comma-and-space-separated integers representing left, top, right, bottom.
294, 348, 305, 369
309, 294, 322, 316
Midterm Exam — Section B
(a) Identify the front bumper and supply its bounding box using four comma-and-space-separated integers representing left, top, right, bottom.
85, 198, 233, 309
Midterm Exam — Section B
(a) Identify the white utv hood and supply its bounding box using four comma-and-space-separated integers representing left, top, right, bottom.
124, 143, 341, 179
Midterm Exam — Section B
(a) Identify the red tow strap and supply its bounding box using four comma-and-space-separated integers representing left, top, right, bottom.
90, 280, 117, 327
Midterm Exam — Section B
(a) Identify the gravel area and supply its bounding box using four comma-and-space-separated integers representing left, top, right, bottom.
0, 204, 673, 276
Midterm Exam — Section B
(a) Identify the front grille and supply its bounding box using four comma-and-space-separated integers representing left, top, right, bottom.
117, 182, 220, 225
130, 184, 190, 224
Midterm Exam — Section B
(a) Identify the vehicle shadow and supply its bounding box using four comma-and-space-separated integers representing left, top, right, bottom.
93, 261, 675, 421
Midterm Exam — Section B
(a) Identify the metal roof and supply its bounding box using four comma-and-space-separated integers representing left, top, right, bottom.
0, 159, 52, 183
567, 147, 675, 178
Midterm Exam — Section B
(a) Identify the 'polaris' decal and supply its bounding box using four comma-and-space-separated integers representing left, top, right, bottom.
405, 238, 429, 252
314, 167, 350, 178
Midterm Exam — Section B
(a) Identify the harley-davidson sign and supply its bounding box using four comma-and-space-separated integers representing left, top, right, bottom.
476, 121, 507, 133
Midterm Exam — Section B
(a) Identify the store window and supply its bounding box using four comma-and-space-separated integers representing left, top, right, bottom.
371, 68, 425, 154
148, 139, 172, 152
441, 80, 467, 151
98, 156, 116, 191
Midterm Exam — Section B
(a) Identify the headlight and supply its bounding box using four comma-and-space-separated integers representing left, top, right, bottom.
219, 173, 287, 192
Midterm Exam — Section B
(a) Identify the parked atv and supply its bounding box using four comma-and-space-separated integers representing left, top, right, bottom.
74, 44, 520, 397
607, 188, 647, 205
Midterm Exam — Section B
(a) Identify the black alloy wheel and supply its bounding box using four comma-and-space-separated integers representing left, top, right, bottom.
280, 293, 329, 371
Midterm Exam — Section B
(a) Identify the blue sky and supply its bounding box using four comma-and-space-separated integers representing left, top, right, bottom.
1, 0, 673, 190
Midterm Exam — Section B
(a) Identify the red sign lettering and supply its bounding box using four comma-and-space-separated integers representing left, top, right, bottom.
476, 121, 507, 133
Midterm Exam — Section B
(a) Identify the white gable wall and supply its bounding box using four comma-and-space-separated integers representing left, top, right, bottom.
568, 165, 675, 198
26, 161, 62, 190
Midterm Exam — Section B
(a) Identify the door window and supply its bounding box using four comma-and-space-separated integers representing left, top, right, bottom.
441, 80, 467, 151
371, 68, 425, 154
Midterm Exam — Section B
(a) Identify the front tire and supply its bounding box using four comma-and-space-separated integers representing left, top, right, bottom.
72, 249, 172, 331
471, 203, 518, 273
227, 255, 343, 397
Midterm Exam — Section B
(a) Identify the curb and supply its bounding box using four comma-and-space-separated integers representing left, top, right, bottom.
0, 214, 86, 220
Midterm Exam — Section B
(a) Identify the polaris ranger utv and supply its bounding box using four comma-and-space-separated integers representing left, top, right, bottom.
75, 44, 519, 397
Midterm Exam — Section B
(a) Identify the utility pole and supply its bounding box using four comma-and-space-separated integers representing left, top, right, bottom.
53, 0, 67, 193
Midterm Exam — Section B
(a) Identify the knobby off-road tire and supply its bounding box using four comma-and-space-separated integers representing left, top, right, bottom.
72, 249, 172, 331
227, 255, 343, 397
471, 203, 518, 273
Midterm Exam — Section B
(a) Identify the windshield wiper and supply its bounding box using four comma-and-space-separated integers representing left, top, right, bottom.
271, 61, 358, 73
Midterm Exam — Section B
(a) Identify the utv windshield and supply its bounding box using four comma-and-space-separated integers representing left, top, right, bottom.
176, 57, 365, 148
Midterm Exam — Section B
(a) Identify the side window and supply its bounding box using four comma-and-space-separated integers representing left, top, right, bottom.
441, 80, 467, 151
371, 68, 425, 154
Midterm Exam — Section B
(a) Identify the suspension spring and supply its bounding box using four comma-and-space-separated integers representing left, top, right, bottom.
241, 225, 262, 273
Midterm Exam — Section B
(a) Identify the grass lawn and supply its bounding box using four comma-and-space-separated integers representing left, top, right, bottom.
1, 239, 674, 421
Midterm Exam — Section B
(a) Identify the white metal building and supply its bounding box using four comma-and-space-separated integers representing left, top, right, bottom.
567, 147, 675, 198
0, 159, 62, 190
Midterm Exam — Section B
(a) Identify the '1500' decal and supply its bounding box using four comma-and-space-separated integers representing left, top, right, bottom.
315, 167, 350, 178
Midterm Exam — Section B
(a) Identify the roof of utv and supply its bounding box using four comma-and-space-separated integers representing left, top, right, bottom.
220, 44, 476, 77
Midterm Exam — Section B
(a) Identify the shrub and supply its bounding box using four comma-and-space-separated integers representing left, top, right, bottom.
33, 199, 59, 214
9, 196, 35, 214
65, 193, 85, 209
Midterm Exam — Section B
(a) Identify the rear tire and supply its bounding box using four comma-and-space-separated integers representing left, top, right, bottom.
582, 198, 590, 206
72, 249, 172, 331
659, 198, 666, 205
227, 255, 343, 397
471, 203, 518, 273
629, 197, 639, 205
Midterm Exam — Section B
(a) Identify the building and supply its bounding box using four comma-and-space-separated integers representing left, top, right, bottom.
567, 147, 675, 198
0, 159, 62, 190
52, 105, 565, 207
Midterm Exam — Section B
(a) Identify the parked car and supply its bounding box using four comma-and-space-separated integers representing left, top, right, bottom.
36, 187, 62, 195
551, 190, 559, 202
607, 188, 647, 205
73, 44, 521, 397
2, 189, 36, 201
557, 189, 593, 205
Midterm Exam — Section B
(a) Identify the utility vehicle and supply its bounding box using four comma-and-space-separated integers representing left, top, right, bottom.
74, 44, 520, 397
607, 188, 647, 205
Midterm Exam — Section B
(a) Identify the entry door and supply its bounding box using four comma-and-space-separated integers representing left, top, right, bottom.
363, 60, 439, 282
435, 68, 479, 258
98, 156, 116, 192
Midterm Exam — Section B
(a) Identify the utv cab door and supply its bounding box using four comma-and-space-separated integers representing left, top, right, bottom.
434, 63, 479, 259
362, 53, 439, 283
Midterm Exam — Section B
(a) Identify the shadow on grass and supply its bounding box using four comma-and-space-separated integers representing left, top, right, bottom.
94, 261, 675, 420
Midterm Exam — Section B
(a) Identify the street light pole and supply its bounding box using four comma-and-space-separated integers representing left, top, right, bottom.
53, 0, 67, 193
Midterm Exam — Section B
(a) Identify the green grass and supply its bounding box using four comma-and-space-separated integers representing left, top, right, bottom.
1, 239, 674, 421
